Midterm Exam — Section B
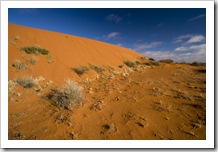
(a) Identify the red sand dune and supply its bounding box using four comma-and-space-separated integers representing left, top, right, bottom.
8, 24, 206, 140
9, 23, 143, 83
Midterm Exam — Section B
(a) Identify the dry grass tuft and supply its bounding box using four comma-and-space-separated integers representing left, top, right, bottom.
89, 64, 105, 73
26, 57, 38, 65
17, 77, 38, 88
47, 80, 85, 110
12, 60, 25, 71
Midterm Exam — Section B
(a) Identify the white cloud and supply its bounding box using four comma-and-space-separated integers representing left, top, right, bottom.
175, 43, 206, 52
174, 46, 189, 51
142, 49, 206, 63
186, 35, 205, 43
173, 34, 205, 44
172, 34, 193, 43
134, 42, 162, 51
142, 51, 177, 60
105, 32, 120, 40
106, 14, 122, 23
189, 14, 206, 21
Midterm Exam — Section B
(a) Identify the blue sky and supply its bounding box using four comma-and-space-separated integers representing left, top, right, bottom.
8, 8, 206, 63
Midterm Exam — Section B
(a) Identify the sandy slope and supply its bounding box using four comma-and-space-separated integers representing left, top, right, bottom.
8, 24, 206, 140
9, 23, 142, 83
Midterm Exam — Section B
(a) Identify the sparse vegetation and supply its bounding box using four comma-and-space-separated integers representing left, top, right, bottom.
190, 62, 206, 66
149, 58, 155, 61
135, 61, 141, 65
118, 65, 123, 68
17, 77, 37, 88
73, 66, 89, 76
124, 61, 136, 68
47, 80, 85, 110
11, 35, 20, 45
21, 46, 49, 55
14, 36, 20, 41
145, 61, 160, 66
89, 64, 105, 73
197, 69, 206, 73
12, 60, 25, 71
159, 59, 174, 64
26, 57, 38, 65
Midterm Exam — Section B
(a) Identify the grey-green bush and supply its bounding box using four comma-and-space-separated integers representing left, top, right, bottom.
73, 66, 89, 76
89, 64, 105, 73
124, 61, 136, 68
12, 60, 25, 71
47, 80, 84, 110
21, 46, 49, 55
17, 77, 37, 88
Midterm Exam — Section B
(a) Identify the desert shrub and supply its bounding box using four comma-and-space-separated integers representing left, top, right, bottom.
149, 58, 155, 61
89, 64, 105, 73
26, 57, 38, 65
73, 66, 89, 76
124, 61, 136, 68
12, 60, 25, 71
145, 61, 160, 66
159, 59, 174, 64
135, 61, 141, 65
196, 69, 206, 73
152, 61, 160, 66
190, 62, 206, 66
118, 65, 123, 68
47, 80, 84, 110
17, 77, 37, 88
21, 46, 49, 55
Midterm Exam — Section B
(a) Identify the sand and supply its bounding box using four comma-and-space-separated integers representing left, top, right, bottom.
8, 24, 206, 140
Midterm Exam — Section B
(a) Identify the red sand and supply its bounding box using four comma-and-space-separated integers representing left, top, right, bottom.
8, 24, 206, 140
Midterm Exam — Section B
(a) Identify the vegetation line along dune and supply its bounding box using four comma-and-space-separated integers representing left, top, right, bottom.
8, 23, 206, 140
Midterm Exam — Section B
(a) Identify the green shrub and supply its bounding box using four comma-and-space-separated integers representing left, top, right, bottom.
17, 77, 37, 88
21, 46, 49, 55
47, 80, 84, 110
89, 64, 105, 73
124, 61, 136, 68
73, 66, 88, 76
159, 59, 174, 64
145, 61, 160, 66
190, 62, 206, 66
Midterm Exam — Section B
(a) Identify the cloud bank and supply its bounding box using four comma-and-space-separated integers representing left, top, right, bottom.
142, 48, 206, 63
142, 40, 206, 63
173, 34, 205, 44
175, 43, 206, 52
